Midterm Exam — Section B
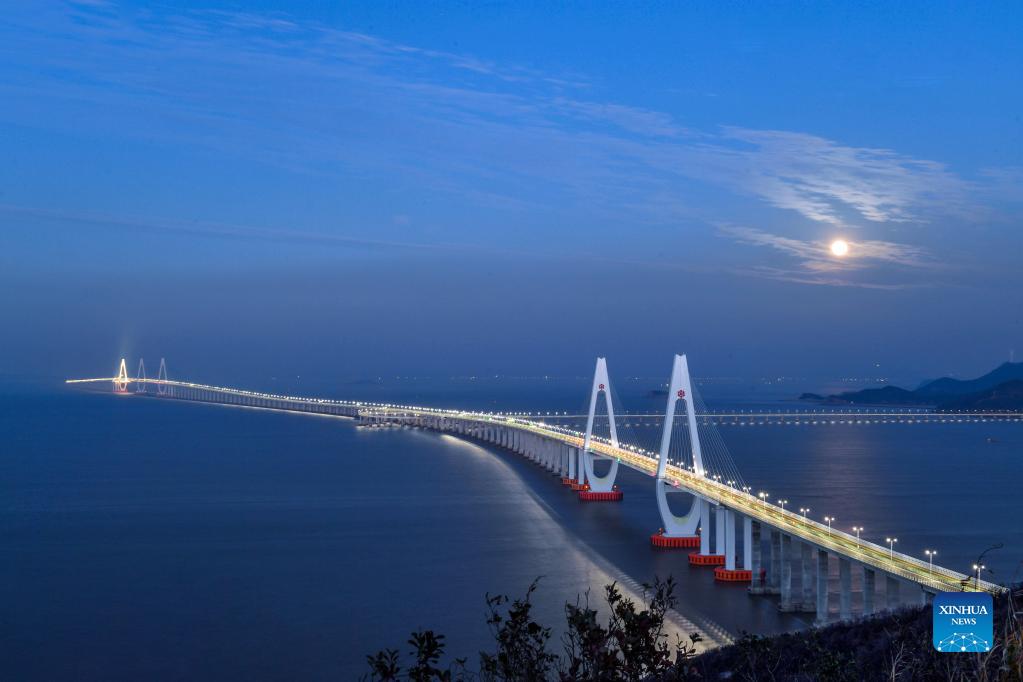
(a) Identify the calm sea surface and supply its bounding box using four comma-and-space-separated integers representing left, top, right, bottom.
2, 380, 1021, 680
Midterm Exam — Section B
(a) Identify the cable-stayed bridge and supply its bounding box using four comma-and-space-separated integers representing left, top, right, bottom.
67, 355, 1008, 626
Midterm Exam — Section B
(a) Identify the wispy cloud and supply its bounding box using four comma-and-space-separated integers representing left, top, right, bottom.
2, 2, 1018, 287
718, 225, 934, 288
713, 128, 976, 225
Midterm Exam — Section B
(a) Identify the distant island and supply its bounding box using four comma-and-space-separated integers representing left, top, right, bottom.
800, 361, 1023, 410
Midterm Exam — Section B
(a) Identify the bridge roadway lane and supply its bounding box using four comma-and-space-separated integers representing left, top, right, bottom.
64, 376, 1005, 596
399, 411, 1004, 597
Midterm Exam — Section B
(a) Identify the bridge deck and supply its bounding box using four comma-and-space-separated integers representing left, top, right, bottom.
66, 375, 1006, 596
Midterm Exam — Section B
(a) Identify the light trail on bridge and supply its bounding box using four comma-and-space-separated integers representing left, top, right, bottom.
66, 372, 1007, 600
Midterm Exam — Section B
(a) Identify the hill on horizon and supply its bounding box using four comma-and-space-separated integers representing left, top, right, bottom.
801, 361, 1023, 407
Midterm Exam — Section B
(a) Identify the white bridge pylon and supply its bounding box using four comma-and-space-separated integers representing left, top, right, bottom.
157, 358, 169, 396
655, 354, 705, 537
580, 357, 620, 492
114, 358, 129, 393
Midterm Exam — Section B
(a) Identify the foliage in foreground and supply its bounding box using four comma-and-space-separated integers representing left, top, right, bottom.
363, 576, 700, 681
363, 579, 1023, 681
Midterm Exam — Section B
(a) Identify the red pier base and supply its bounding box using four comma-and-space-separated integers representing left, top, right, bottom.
713, 568, 753, 583
650, 534, 700, 549
570, 482, 588, 491
688, 554, 726, 566
561, 477, 577, 486
578, 490, 623, 502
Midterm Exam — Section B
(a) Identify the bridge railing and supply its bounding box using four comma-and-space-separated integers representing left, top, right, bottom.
66, 375, 1006, 594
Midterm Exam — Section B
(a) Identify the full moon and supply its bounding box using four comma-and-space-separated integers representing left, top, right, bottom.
830, 239, 849, 257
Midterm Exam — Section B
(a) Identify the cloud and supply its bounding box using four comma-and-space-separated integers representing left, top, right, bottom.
2, 2, 1017, 288
718, 225, 933, 288
712, 128, 976, 226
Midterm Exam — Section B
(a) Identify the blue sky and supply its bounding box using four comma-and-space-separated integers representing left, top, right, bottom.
1, 1, 1021, 385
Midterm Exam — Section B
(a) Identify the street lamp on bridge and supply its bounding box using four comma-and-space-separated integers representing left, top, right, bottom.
758, 491, 769, 508
799, 507, 810, 518
852, 526, 863, 542
824, 516, 835, 535
973, 563, 985, 589
777, 499, 788, 511
924, 549, 937, 574
886, 537, 898, 560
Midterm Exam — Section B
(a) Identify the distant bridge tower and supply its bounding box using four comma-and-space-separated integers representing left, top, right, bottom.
579, 357, 621, 499
114, 358, 129, 393
157, 358, 169, 396
650, 354, 704, 547
135, 359, 147, 393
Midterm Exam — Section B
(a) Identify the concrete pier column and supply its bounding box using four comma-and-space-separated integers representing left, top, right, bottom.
779, 534, 793, 610
885, 575, 900, 610
816, 550, 829, 623
863, 567, 876, 615
715, 505, 726, 555
576, 448, 586, 484
748, 521, 763, 593
839, 558, 852, 620
725, 509, 737, 570
917, 586, 932, 606
770, 531, 781, 592
743, 516, 753, 570
699, 499, 712, 555
800, 542, 814, 610
568, 446, 577, 479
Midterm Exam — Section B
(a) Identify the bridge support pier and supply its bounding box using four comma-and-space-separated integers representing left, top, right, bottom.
564, 446, 579, 486
743, 517, 752, 569
715, 506, 726, 555
816, 549, 830, 624
768, 531, 781, 594
748, 521, 767, 593
779, 534, 794, 610
800, 542, 815, 611
700, 500, 711, 556
863, 567, 876, 615
581, 451, 619, 495
839, 557, 852, 620
886, 575, 901, 610
713, 508, 751, 582
724, 509, 736, 569
690, 500, 724, 566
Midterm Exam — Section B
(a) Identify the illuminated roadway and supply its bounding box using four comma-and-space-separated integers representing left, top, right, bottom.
66, 373, 1006, 600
